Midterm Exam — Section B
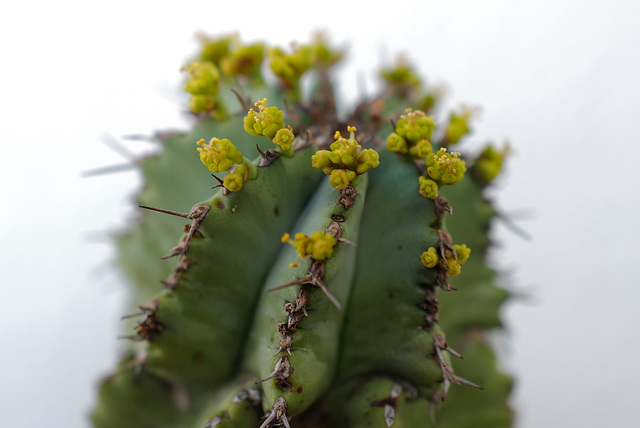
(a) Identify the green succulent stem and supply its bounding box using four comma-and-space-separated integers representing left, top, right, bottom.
94, 31, 514, 428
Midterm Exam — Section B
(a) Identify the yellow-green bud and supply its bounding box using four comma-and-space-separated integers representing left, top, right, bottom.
386, 133, 408, 154
329, 169, 356, 190
310, 32, 343, 66
420, 247, 439, 268
269, 46, 313, 84
453, 244, 471, 265
355, 149, 380, 174
281, 231, 338, 262
220, 42, 265, 77
196, 138, 244, 173
189, 95, 216, 114
199, 35, 232, 65
184, 62, 220, 96
380, 59, 421, 88
395, 109, 436, 143
409, 139, 433, 159
442, 260, 463, 276
474, 144, 506, 183
312, 126, 380, 190
311, 150, 334, 174
425, 149, 466, 186
245, 98, 285, 139
444, 108, 477, 145
273, 126, 295, 151
418, 176, 439, 199
223, 163, 248, 192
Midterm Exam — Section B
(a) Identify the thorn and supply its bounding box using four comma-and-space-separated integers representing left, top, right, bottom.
259, 397, 290, 428
139, 205, 190, 219
122, 130, 180, 142
429, 401, 436, 426
436, 357, 483, 401
100, 133, 136, 159
256, 356, 293, 384
268, 277, 309, 292
496, 210, 532, 241
256, 145, 281, 167
117, 335, 144, 342
81, 163, 137, 177
434, 196, 453, 219
120, 311, 147, 320
160, 247, 183, 259
446, 346, 463, 359
383, 404, 396, 427
437, 230, 457, 265
428, 389, 443, 425
433, 334, 463, 360
453, 375, 484, 390
313, 276, 342, 310
337, 237, 356, 247
390, 383, 403, 399
230, 88, 252, 111
210, 174, 224, 185
442, 376, 451, 400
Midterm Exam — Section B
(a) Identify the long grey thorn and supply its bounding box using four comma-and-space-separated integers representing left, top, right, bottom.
259, 397, 291, 428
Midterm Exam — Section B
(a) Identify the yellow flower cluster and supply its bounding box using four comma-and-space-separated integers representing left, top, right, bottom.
386, 109, 435, 159
183, 62, 221, 114
197, 138, 249, 192
244, 99, 295, 153
281, 232, 338, 267
420, 244, 471, 276
311, 126, 380, 190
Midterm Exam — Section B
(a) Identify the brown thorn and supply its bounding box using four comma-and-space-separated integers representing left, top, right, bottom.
210, 174, 224, 185
453, 375, 484, 390
268, 277, 311, 292
436, 270, 456, 291
437, 230, 457, 265
434, 345, 446, 366
434, 195, 453, 218
337, 186, 358, 210
259, 397, 291, 428
139, 205, 190, 219
257, 145, 281, 167
434, 334, 463, 359
446, 346, 463, 359
230, 88, 252, 111
256, 356, 293, 384
274, 334, 293, 357
442, 376, 451, 400
256, 144, 267, 158
160, 248, 183, 260
325, 221, 343, 240
312, 276, 342, 310
429, 389, 443, 425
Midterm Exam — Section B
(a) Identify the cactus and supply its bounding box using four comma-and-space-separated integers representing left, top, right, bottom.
92, 33, 513, 428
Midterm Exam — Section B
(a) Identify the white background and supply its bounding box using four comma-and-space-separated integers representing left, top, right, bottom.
1, 0, 639, 426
